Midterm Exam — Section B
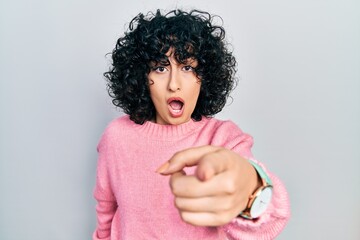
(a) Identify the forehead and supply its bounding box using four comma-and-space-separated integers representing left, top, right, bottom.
148, 47, 198, 66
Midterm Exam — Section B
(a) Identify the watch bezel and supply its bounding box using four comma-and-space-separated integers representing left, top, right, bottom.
239, 161, 273, 219
240, 179, 273, 219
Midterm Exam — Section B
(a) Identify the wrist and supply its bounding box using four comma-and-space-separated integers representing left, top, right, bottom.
249, 162, 263, 196
238, 160, 273, 219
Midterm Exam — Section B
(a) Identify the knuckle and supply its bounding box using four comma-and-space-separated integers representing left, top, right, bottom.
169, 181, 177, 194
169, 177, 175, 189
170, 179, 181, 196
224, 181, 236, 194
173, 188, 181, 196
170, 152, 187, 168
173, 149, 187, 160
172, 151, 182, 159
174, 198, 182, 209
180, 212, 191, 224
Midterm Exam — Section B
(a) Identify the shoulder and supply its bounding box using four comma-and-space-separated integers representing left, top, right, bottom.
205, 117, 244, 135
105, 114, 134, 132
97, 115, 134, 151
204, 117, 253, 148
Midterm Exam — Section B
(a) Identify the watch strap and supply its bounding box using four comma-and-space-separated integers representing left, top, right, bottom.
238, 160, 273, 219
248, 159, 272, 186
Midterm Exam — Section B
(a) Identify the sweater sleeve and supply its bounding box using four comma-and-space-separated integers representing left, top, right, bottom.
218, 121, 291, 239
222, 172, 290, 240
93, 129, 118, 240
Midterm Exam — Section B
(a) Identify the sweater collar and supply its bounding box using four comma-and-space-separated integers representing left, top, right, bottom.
133, 117, 210, 140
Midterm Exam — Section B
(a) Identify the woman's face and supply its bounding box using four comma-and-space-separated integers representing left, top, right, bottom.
148, 51, 201, 125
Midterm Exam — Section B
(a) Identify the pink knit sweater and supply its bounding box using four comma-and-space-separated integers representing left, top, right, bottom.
93, 115, 290, 240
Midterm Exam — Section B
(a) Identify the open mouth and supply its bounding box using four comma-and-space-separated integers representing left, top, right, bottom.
167, 97, 184, 117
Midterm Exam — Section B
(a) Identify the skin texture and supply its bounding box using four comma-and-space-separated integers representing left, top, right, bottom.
156, 145, 260, 227
148, 51, 201, 125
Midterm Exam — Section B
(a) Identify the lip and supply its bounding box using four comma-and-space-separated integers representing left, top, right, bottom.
167, 97, 185, 118
167, 97, 184, 105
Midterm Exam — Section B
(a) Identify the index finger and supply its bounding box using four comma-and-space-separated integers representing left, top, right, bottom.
157, 145, 221, 175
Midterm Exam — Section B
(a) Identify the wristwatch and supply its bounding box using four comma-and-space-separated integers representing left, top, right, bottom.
239, 160, 273, 219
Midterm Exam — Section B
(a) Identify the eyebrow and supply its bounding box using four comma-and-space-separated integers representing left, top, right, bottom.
148, 59, 170, 67
185, 58, 198, 65
149, 57, 198, 66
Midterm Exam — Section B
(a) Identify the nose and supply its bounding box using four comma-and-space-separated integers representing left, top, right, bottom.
168, 69, 181, 92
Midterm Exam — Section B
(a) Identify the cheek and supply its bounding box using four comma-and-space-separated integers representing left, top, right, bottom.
189, 85, 201, 105
148, 86, 157, 103
149, 88, 158, 102
148, 87, 164, 107
193, 83, 201, 96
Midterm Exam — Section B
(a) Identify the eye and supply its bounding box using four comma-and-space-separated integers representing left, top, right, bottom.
153, 66, 168, 73
182, 65, 195, 72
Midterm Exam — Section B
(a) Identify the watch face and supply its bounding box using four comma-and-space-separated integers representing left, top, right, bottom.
250, 187, 273, 218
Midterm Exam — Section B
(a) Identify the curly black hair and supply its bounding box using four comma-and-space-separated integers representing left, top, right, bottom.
105, 9, 237, 124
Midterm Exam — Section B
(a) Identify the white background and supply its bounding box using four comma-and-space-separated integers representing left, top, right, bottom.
0, 0, 359, 239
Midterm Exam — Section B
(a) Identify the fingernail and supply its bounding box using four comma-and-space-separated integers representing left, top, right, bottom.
156, 161, 170, 174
